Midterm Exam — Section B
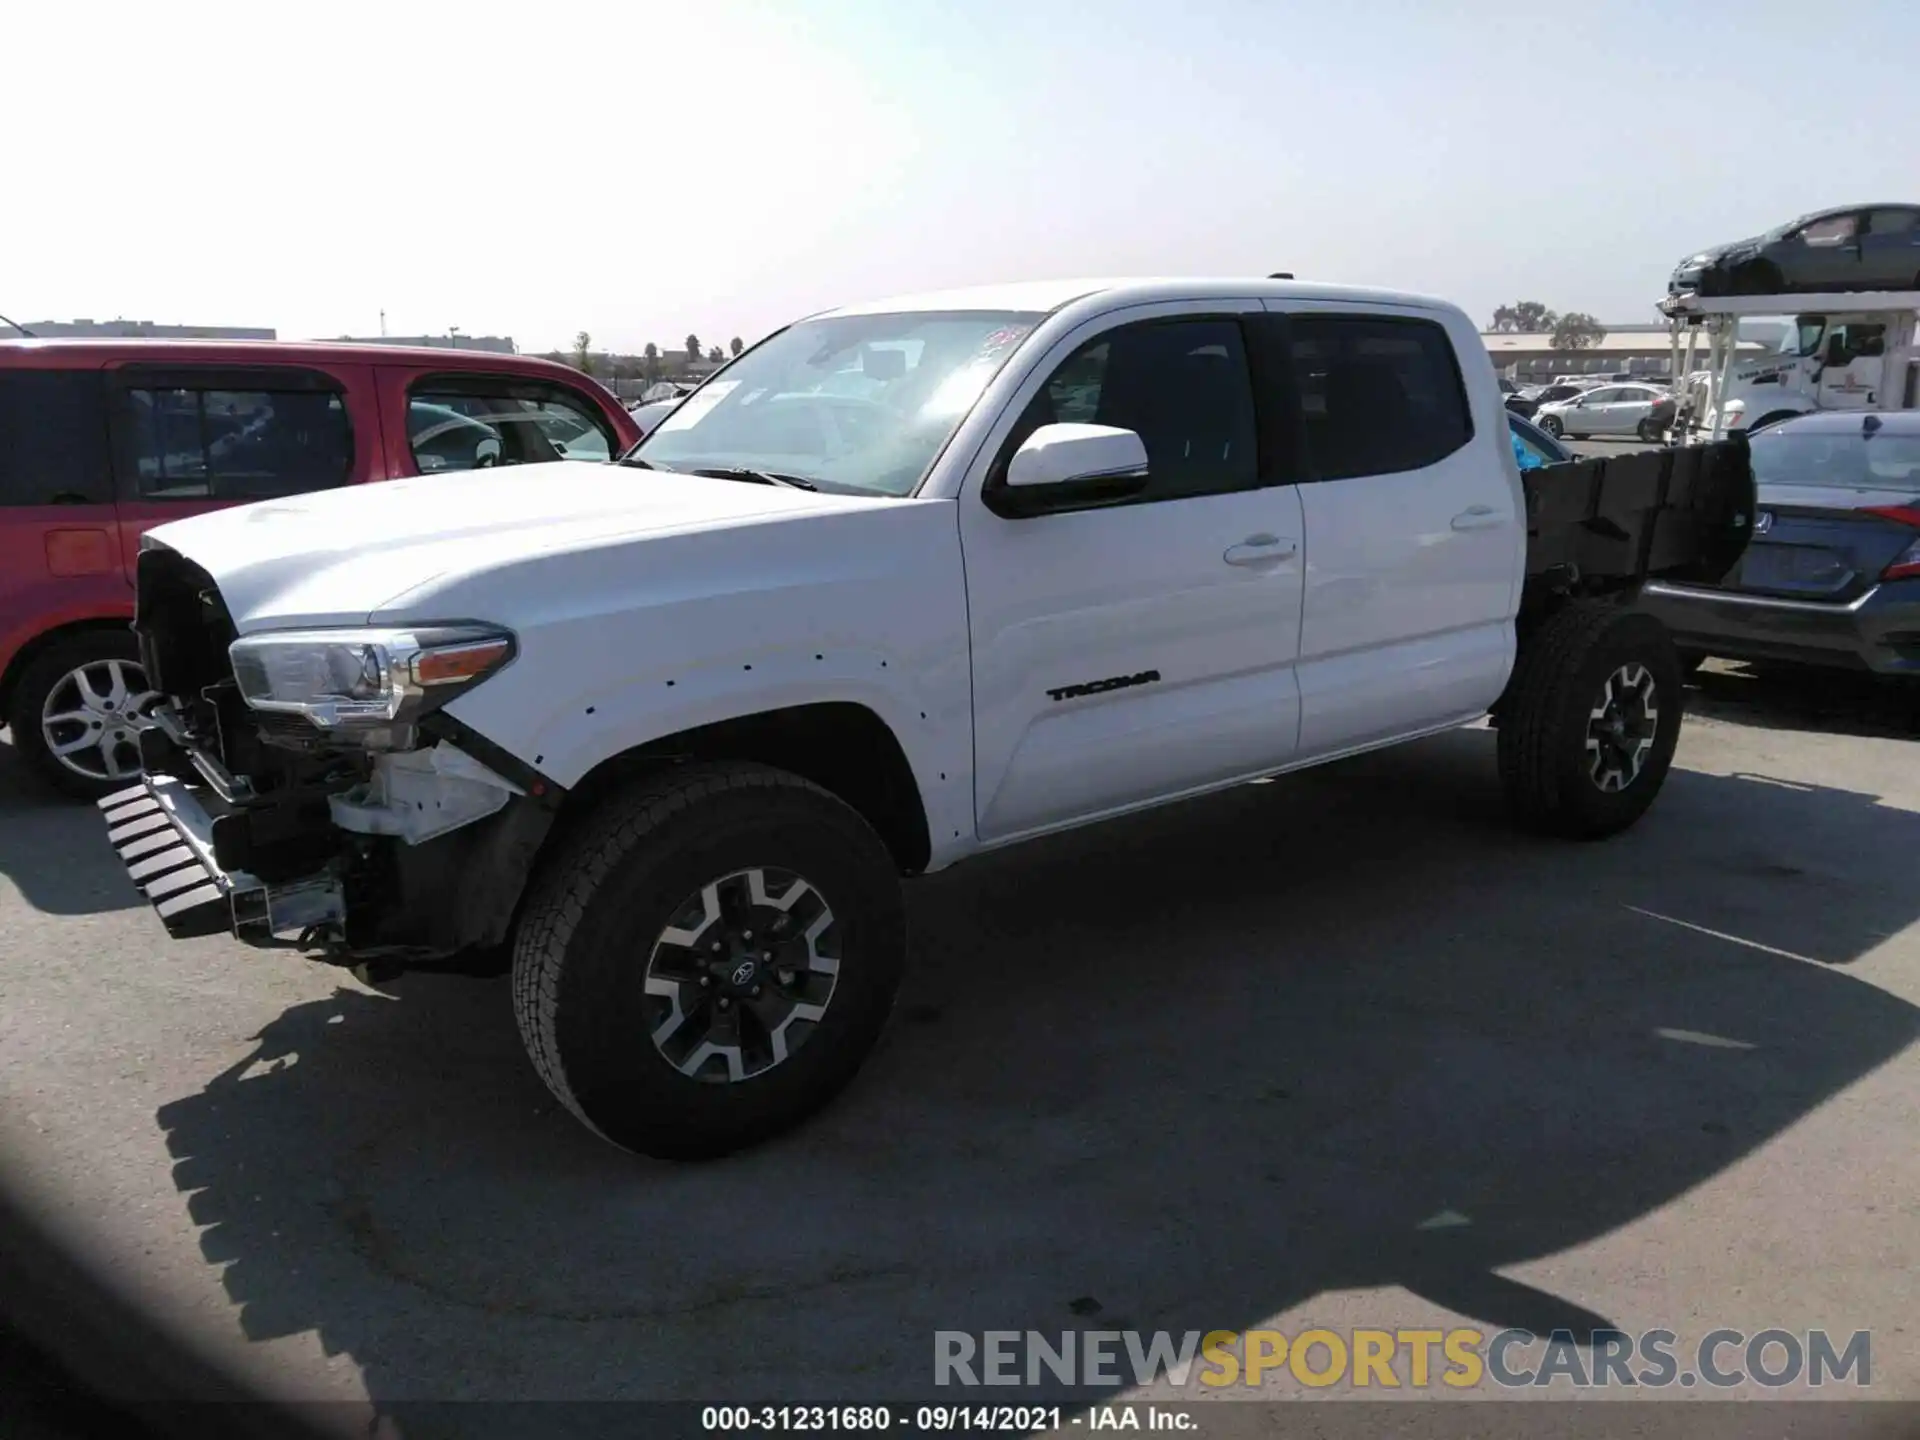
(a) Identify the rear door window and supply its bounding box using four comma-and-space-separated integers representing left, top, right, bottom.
0, 370, 114, 506
406, 382, 615, 474
121, 385, 352, 500
1286, 315, 1473, 480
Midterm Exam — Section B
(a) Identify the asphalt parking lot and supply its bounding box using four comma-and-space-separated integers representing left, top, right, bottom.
3, 659, 1919, 1417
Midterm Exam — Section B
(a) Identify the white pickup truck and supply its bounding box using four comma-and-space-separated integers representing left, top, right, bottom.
100, 278, 1755, 1159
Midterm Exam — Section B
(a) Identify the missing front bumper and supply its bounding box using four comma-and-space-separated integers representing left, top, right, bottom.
97, 777, 345, 943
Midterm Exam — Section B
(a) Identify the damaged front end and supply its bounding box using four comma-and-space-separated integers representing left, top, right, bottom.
102, 543, 558, 969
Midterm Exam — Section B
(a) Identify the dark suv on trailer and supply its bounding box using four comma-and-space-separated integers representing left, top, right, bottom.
1670, 204, 1920, 297
0, 340, 639, 798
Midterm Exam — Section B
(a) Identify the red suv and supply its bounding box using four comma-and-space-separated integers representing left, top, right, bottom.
0, 340, 640, 798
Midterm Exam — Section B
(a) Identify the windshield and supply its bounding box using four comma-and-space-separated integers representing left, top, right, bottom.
1753, 427, 1920, 491
1782, 316, 1827, 357
631, 310, 1043, 494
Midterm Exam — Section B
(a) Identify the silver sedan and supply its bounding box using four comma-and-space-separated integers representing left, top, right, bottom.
1536, 382, 1671, 441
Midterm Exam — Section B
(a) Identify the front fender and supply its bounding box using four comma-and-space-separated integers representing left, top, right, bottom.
388, 499, 978, 863
445, 646, 977, 868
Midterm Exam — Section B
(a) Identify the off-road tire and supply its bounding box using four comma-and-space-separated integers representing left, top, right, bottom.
1498, 601, 1685, 840
511, 761, 907, 1160
5, 629, 147, 801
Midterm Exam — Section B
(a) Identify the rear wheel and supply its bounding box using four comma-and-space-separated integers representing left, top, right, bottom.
1498, 602, 1685, 839
5, 630, 161, 801
511, 761, 907, 1160
1637, 417, 1664, 443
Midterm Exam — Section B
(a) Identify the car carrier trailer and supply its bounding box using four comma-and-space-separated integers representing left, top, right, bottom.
1660, 289, 1920, 444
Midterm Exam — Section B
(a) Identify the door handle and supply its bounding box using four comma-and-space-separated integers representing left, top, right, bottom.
1451, 505, 1504, 531
1223, 534, 1298, 566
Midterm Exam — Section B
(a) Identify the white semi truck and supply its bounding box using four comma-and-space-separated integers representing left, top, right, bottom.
1662, 289, 1920, 442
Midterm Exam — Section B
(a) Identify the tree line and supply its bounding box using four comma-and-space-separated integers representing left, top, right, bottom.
1488, 302, 1607, 350
543, 333, 748, 381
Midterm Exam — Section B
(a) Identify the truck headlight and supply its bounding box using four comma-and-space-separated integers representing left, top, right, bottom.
228, 625, 515, 731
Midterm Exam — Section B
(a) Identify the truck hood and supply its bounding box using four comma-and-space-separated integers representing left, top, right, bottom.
143, 460, 878, 631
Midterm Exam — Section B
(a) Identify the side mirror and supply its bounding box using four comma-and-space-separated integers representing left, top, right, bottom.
988, 423, 1149, 518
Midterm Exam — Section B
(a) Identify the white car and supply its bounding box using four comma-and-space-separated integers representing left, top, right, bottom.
625, 397, 679, 438
1535, 382, 1671, 441
100, 277, 1752, 1159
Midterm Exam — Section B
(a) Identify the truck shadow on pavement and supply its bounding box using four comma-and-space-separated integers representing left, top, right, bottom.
151, 728, 1920, 1405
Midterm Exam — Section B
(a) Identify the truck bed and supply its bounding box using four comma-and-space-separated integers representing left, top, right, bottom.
1522, 437, 1756, 594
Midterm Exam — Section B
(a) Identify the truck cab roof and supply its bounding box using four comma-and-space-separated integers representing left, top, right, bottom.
815, 277, 1457, 320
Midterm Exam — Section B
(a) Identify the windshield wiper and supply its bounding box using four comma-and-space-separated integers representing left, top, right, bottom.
687, 466, 819, 492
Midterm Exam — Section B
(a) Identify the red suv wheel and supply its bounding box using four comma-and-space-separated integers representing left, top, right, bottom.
5, 630, 161, 800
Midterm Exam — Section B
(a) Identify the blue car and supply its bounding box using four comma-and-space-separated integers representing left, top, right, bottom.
1509, 411, 1571, 471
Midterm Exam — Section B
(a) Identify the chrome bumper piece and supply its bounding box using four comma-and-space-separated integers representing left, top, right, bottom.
98, 777, 345, 943
99, 776, 237, 937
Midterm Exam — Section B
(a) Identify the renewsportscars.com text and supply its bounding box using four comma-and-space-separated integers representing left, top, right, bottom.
934, 1327, 1871, 1390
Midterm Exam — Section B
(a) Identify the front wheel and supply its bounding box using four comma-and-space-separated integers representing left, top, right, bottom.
511, 761, 907, 1160
5, 629, 162, 800
1497, 602, 1685, 840
1539, 414, 1564, 438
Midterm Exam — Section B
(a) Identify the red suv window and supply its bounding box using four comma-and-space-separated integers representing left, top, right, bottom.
121, 384, 353, 502
0, 371, 114, 506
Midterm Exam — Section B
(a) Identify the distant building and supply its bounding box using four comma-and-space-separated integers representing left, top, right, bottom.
333, 333, 517, 354
1481, 321, 1770, 381
17, 317, 275, 340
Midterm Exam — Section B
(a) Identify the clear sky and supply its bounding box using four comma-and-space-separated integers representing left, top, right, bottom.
6, 0, 1916, 353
